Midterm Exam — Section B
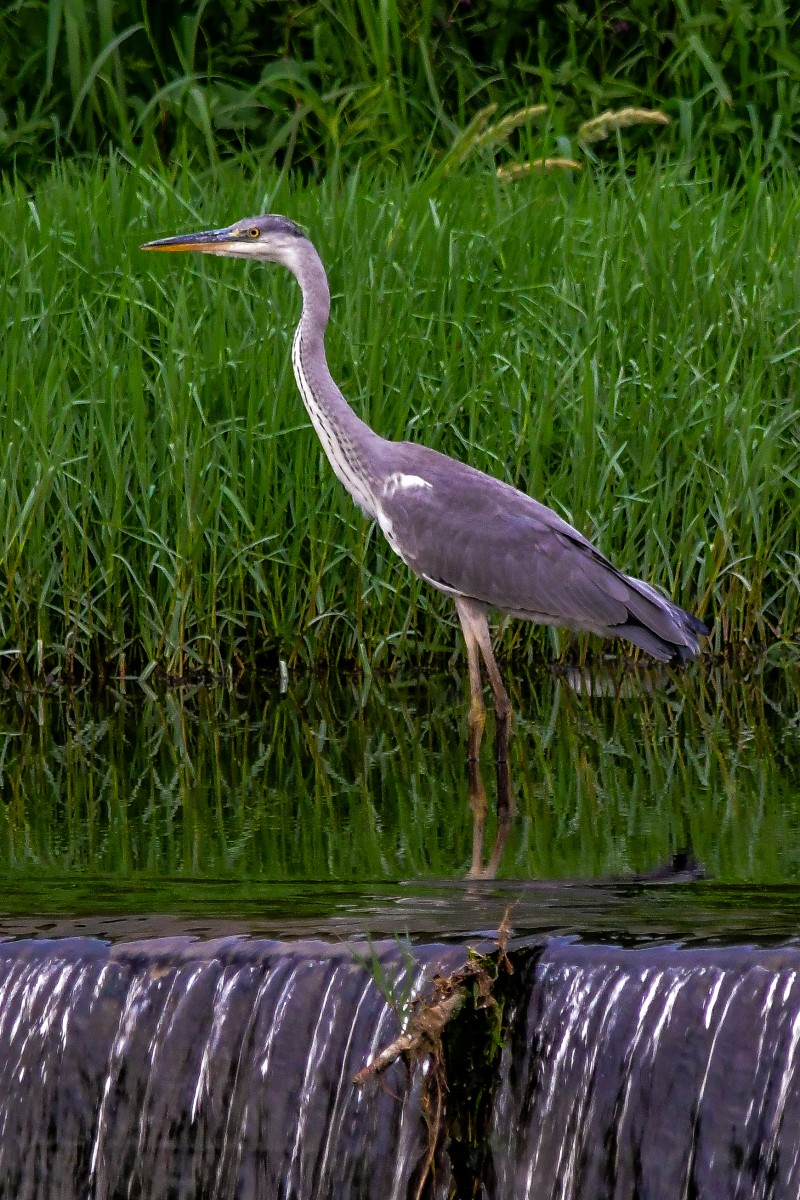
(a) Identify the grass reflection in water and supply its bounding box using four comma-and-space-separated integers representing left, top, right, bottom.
0, 654, 798, 888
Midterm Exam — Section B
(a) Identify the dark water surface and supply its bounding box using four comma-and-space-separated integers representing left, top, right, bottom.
1, 655, 798, 902
0, 880, 799, 947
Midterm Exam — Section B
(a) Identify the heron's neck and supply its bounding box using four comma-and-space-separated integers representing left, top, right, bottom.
289, 248, 382, 519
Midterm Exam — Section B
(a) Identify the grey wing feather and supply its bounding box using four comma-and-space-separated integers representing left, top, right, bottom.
377, 443, 708, 662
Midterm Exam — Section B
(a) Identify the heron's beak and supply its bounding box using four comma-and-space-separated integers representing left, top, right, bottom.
140, 228, 233, 254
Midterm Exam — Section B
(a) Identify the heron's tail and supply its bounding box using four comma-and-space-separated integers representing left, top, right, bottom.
616, 577, 710, 663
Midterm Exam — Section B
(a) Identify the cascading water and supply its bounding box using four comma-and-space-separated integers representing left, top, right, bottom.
490, 938, 800, 1200
0, 936, 463, 1200
3, 931, 800, 1199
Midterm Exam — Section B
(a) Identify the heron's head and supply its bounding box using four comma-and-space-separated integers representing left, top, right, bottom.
141, 214, 308, 268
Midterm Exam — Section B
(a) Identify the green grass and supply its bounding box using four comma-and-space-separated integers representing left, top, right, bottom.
1, 154, 799, 683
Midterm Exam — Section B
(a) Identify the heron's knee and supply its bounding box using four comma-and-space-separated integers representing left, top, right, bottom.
467, 702, 486, 760
468, 700, 486, 732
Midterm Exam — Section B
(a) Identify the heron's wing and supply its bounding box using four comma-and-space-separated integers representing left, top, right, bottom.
384, 476, 627, 627
377, 443, 706, 659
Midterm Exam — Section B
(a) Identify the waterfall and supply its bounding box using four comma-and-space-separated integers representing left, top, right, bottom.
0, 936, 463, 1200
490, 938, 800, 1200
2, 932, 800, 1198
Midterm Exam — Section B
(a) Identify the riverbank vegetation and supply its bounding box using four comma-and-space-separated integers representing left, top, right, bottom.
3, 1, 799, 175
1, 154, 799, 683
2, 0, 799, 683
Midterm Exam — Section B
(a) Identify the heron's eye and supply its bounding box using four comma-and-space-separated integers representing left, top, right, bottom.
248, 227, 260, 239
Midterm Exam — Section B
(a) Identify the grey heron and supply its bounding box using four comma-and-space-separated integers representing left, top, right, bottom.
142, 215, 709, 877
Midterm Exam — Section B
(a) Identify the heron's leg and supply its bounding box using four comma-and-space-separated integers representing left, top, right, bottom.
454, 598, 489, 879
455, 599, 514, 879
472, 616, 512, 762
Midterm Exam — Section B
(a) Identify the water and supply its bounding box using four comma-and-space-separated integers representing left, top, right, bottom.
0, 936, 463, 1199
1, 655, 799, 890
2, 934, 800, 1198
2, 878, 800, 946
1, 657, 800, 1196
491, 940, 800, 1200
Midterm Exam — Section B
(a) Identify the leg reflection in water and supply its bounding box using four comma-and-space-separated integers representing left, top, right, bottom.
456, 597, 515, 879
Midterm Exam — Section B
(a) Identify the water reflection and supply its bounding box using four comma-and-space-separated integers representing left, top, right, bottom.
0, 655, 798, 886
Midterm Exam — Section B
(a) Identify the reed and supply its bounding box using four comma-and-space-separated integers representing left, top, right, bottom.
1, 154, 799, 682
